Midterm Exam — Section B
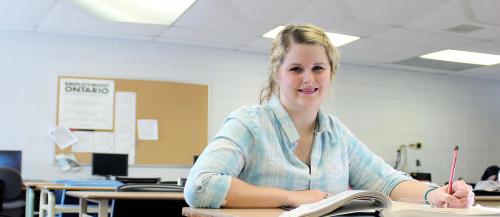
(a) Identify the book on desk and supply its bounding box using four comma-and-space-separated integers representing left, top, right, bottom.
279, 190, 390, 217
278, 190, 500, 217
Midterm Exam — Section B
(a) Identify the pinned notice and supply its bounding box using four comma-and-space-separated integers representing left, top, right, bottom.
48, 126, 79, 149
137, 119, 158, 140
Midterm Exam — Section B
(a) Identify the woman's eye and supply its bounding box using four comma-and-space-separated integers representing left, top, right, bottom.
290, 67, 302, 72
313, 66, 324, 71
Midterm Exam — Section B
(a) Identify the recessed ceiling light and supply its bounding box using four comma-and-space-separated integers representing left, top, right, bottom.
70, 0, 196, 25
262, 25, 360, 47
420, 49, 500, 66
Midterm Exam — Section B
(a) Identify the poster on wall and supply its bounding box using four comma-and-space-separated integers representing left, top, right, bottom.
58, 77, 115, 130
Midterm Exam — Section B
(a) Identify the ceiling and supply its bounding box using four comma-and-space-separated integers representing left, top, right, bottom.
1, 0, 500, 80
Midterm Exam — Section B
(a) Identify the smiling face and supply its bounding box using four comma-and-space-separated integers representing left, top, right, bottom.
277, 43, 332, 112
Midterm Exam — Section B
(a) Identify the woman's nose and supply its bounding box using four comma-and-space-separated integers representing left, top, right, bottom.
302, 70, 314, 83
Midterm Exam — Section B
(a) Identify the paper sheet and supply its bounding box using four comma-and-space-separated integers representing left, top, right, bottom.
114, 91, 137, 164
92, 132, 114, 153
71, 131, 114, 153
137, 119, 158, 141
71, 131, 94, 152
48, 126, 79, 149
58, 78, 114, 130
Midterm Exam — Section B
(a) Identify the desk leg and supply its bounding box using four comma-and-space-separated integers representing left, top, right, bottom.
96, 199, 109, 217
79, 198, 88, 217
39, 189, 47, 217
25, 187, 34, 217
47, 190, 56, 217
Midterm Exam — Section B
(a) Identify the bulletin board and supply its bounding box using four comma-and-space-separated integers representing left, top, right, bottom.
55, 76, 208, 165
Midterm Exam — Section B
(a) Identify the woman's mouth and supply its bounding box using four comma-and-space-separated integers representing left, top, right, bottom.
298, 87, 318, 94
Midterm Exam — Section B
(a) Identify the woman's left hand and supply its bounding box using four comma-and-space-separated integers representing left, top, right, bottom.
427, 180, 474, 208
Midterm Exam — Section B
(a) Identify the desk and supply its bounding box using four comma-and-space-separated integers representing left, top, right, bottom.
475, 196, 500, 207
66, 191, 184, 217
37, 184, 117, 217
183, 201, 500, 217
23, 181, 59, 217
182, 207, 284, 217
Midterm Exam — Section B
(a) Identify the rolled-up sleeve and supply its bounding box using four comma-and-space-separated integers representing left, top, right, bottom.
335, 120, 411, 195
184, 116, 253, 208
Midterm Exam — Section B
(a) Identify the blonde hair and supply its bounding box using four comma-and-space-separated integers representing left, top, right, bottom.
259, 23, 339, 104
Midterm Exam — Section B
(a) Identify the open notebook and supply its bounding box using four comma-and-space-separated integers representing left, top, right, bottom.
389, 201, 500, 217
279, 190, 500, 217
279, 190, 391, 217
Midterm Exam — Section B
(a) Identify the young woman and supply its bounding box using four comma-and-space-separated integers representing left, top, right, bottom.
184, 23, 473, 208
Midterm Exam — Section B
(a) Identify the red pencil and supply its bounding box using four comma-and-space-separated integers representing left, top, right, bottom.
447, 146, 459, 195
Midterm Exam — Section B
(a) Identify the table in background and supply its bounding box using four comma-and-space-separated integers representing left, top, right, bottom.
23, 181, 60, 217
66, 191, 184, 217
37, 184, 117, 217
475, 196, 500, 207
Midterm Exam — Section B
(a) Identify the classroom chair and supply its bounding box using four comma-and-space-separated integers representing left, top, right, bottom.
0, 167, 24, 217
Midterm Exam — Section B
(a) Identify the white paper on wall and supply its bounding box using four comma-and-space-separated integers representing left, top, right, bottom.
92, 132, 114, 153
137, 119, 159, 141
71, 131, 93, 152
58, 78, 114, 130
114, 91, 137, 164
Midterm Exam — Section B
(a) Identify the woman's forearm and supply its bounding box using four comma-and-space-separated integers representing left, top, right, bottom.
224, 177, 327, 208
390, 180, 430, 202
224, 177, 290, 207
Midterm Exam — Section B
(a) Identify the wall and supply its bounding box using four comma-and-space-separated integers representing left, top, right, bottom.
0, 30, 498, 184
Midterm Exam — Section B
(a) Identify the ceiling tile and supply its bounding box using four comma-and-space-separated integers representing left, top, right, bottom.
347, 0, 449, 26
342, 38, 438, 56
405, 0, 500, 40
455, 64, 500, 81
0, 0, 57, 30
469, 0, 500, 26
239, 46, 269, 54
371, 27, 478, 48
380, 63, 452, 75
339, 47, 411, 65
38, 1, 167, 40
461, 64, 500, 75
158, 26, 258, 49
226, 0, 311, 24
289, 0, 393, 37
239, 38, 272, 53
460, 41, 500, 55
0, 0, 499, 80
174, 0, 285, 35
393, 57, 482, 71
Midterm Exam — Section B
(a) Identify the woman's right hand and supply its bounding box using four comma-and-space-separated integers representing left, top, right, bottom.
286, 189, 328, 207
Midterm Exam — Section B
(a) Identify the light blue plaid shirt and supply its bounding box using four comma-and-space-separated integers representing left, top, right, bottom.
184, 96, 410, 208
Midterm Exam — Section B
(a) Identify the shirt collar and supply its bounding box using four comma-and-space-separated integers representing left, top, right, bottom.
268, 95, 329, 143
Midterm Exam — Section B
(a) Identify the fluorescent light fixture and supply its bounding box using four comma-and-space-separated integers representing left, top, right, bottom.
70, 0, 196, 25
325, 32, 360, 47
262, 25, 360, 47
420, 49, 500, 66
263, 26, 285, 39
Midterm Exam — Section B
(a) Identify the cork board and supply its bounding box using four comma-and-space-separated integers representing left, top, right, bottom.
56, 77, 208, 165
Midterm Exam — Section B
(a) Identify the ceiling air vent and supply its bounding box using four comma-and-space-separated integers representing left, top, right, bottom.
444, 24, 483, 34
